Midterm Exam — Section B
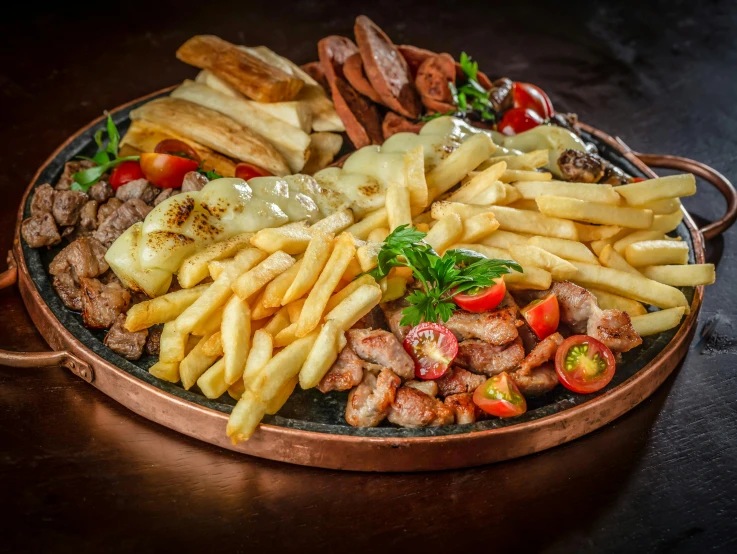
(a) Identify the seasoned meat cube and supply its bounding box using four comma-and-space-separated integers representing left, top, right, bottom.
387, 385, 454, 428
445, 308, 521, 346
527, 281, 598, 334
52, 190, 88, 227
96, 198, 123, 227
509, 362, 559, 397
88, 180, 114, 203
56, 160, 95, 191
154, 188, 178, 205
318, 345, 365, 393
30, 184, 55, 215
21, 212, 61, 248
48, 237, 109, 281
104, 313, 148, 360
517, 332, 564, 375
181, 171, 208, 193
587, 309, 642, 353
115, 178, 158, 204
347, 328, 414, 380
94, 199, 152, 247
52, 271, 82, 311
79, 200, 98, 231
145, 326, 163, 356
405, 380, 438, 397
455, 338, 525, 376
80, 277, 131, 328
557, 149, 606, 183
380, 299, 410, 341
345, 368, 400, 428
435, 366, 486, 397
444, 392, 483, 424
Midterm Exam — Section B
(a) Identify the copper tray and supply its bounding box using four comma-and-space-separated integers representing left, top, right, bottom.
2, 88, 735, 472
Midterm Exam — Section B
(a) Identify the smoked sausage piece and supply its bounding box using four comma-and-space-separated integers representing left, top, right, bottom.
382, 112, 425, 139
331, 76, 384, 148
343, 53, 383, 103
415, 53, 456, 112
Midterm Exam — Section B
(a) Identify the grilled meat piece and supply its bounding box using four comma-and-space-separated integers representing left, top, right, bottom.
79, 200, 98, 231
600, 164, 631, 186
80, 277, 131, 328
382, 112, 425, 139
52, 190, 88, 227
48, 237, 109, 282
446, 308, 521, 346
549, 112, 582, 137
444, 392, 483, 424
517, 332, 564, 375
318, 345, 366, 393
347, 328, 414, 380
94, 199, 152, 247
154, 188, 178, 205
533, 281, 598, 334
345, 368, 400, 427
88, 180, 114, 203
104, 313, 148, 360
489, 78, 514, 112
455, 338, 525, 376
115, 178, 158, 204
415, 53, 456, 112
181, 171, 209, 193
405, 379, 439, 397
52, 271, 83, 311
435, 366, 486, 397
387, 385, 454, 428
56, 160, 95, 191
509, 362, 559, 397
145, 326, 162, 356
21, 212, 61, 248
30, 184, 55, 216
343, 52, 382, 103
587, 309, 642, 353
96, 198, 123, 227
557, 149, 631, 184
380, 299, 410, 341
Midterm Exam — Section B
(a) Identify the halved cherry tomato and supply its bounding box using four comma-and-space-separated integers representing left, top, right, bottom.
555, 335, 616, 394
497, 107, 544, 136
235, 162, 272, 181
403, 322, 458, 380
513, 82, 554, 119
109, 160, 145, 190
139, 153, 199, 189
454, 277, 506, 313
521, 294, 560, 340
473, 372, 527, 417
154, 139, 201, 163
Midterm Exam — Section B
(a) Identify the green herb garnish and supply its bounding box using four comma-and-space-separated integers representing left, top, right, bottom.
199, 168, 222, 180
369, 225, 521, 327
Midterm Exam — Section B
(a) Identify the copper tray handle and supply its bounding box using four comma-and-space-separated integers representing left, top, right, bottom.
633, 152, 737, 240
0, 250, 93, 383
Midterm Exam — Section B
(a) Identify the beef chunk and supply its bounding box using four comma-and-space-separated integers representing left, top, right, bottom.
80, 277, 131, 328
387, 385, 454, 428
52, 271, 83, 311
49, 237, 109, 282
52, 190, 88, 226
154, 188, 177, 205
88, 180, 114, 203
104, 313, 148, 360
94, 199, 152, 247
181, 171, 208, 192
145, 326, 162, 356
97, 198, 122, 227
115, 178, 158, 204
56, 160, 95, 191
21, 212, 61, 248
80, 200, 98, 230
30, 184, 55, 215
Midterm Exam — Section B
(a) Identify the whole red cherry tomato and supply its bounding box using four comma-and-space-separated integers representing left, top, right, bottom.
139, 153, 199, 189
498, 107, 544, 136
513, 82, 554, 119
555, 335, 616, 394
403, 322, 458, 380
154, 139, 201, 163
109, 160, 145, 190
453, 277, 506, 313
521, 294, 560, 340
473, 372, 527, 417
235, 162, 272, 181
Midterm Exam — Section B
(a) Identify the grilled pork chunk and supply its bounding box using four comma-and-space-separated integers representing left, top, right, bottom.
509, 363, 559, 397
444, 392, 483, 424
445, 308, 521, 346
318, 345, 366, 393
587, 309, 642, 353
387, 385, 454, 428
435, 366, 487, 397
347, 328, 414, 380
455, 337, 525, 376
346, 368, 401, 428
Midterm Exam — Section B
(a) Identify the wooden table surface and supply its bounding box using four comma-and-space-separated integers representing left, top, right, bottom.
1, 1, 736, 552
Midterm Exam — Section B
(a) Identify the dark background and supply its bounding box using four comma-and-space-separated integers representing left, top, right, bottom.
1, 1, 736, 552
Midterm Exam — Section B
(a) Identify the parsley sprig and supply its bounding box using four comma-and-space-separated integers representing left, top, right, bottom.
369, 225, 522, 327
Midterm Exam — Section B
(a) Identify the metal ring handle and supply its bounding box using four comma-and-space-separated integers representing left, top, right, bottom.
633, 153, 737, 241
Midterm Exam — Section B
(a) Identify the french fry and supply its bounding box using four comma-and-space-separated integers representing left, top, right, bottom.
447, 161, 506, 204
569, 261, 688, 309
651, 210, 685, 233
265, 376, 298, 415
640, 264, 716, 286
232, 251, 295, 301
250, 222, 311, 254
342, 257, 363, 282
346, 208, 388, 240
261, 306, 290, 337
416, 223, 431, 233
299, 319, 348, 389
311, 209, 355, 235
201, 331, 223, 356
509, 245, 578, 280
625, 240, 690, 267
536, 196, 653, 229
368, 227, 390, 243
274, 322, 300, 347
404, 145, 428, 210
454, 243, 510, 260
262, 260, 303, 308
242, 329, 274, 387
386, 180, 412, 231
302, 132, 343, 174
631, 198, 682, 215
500, 169, 552, 183
424, 213, 463, 253
208, 259, 229, 280
197, 358, 229, 399
504, 266, 552, 290
616, 174, 696, 205
324, 274, 378, 314
251, 332, 318, 401
179, 335, 220, 390
356, 242, 381, 272
149, 360, 181, 383
226, 389, 267, 443
282, 231, 334, 305
159, 321, 189, 363
515, 180, 621, 204
296, 233, 355, 337
286, 299, 307, 323
458, 212, 500, 243
380, 277, 407, 303
426, 133, 495, 200
227, 378, 246, 401
598, 244, 642, 276
588, 288, 648, 317
574, 223, 623, 242
485, 205, 579, 240
527, 236, 599, 264
125, 284, 210, 332
498, 184, 522, 205
222, 295, 251, 385
178, 233, 253, 288
191, 306, 224, 336
250, 289, 279, 320
485, 149, 549, 170
323, 284, 383, 330
430, 201, 492, 221
630, 307, 687, 337
507, 199, 540, 211
612, 230, 664, 255
479, 230, 531, 249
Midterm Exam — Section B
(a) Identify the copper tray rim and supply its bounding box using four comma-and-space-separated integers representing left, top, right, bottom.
9, 86, 712, 471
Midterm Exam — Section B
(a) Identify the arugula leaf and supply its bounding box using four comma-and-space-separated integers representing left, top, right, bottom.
71, 155, 140, 192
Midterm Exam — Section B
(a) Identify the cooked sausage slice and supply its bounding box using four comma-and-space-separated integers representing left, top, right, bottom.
318, 35, 358, 85
300, 61, 330, 94
416, 53, 456, 112
397, 45, 435, 78
354, 15, 421, 119
382, 112, 425, 139
343, 53, 382, 103
331, 76, 383, 148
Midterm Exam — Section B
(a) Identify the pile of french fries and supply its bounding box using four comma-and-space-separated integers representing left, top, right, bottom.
124, 128, 714, 443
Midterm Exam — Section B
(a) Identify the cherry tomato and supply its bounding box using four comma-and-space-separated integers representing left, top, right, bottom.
454, 277, 506, 313
473, 372, 527, 417
154, 139, 201, 162
403, 322, 458, 380
555, 335, 616, 394
235, 162, 272, 181
109, 160, 145, 190
139, 153, 199, 189
631, 177, 646, 183
513, 82, 554, 119
521, 294, 560, 340
497, 107, 544, 136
